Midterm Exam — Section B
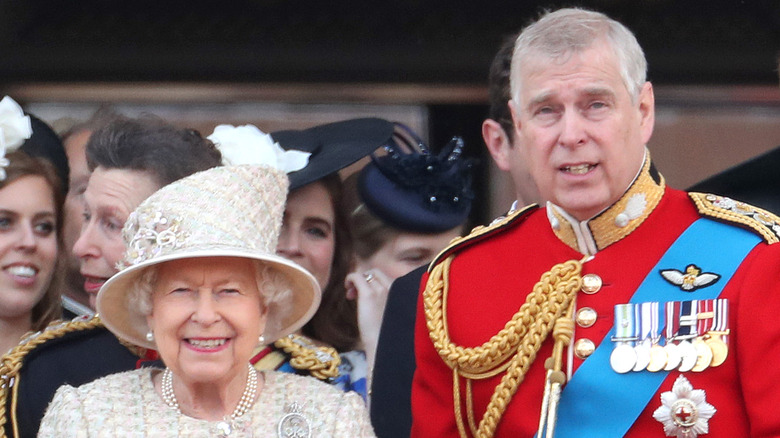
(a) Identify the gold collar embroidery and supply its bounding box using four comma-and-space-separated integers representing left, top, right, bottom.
547, 153, 665, 255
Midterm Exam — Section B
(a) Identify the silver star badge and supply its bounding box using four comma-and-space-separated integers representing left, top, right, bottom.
653, 375, 716, 438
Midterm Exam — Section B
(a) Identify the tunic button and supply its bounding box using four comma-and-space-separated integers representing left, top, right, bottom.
581, 274, 602, 294
574, 338, 596, 359
576, 307, 598, 328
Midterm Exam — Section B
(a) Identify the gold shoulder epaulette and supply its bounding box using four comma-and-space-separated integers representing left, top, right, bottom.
1, 316, 117, 437
428, 204, 539, 272
273, 334, 341, 381
689, 192, 780, 244
1, 316, 103, 381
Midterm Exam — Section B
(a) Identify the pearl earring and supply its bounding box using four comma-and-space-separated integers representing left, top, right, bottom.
146, 331, 154, 342
258, 334, 266, 344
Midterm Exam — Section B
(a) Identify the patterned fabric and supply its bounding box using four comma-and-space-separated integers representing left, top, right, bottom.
250, 345, 368, 401
333, 350, 368, 401
39, 368, 375, 437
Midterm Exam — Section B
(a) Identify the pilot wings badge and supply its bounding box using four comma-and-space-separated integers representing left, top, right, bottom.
660, 264, 720, 292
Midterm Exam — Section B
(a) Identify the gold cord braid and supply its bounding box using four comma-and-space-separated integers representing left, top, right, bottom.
0, 316, 104, 438
274, 335, 341, 380
424, 256, 583, 438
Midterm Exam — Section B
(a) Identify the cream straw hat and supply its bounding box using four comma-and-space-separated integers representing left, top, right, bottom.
96, 125, 319, 350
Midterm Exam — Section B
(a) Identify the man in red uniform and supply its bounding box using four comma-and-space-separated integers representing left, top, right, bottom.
412, 7, 780, 438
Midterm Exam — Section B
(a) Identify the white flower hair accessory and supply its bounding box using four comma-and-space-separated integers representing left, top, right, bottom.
0, 96, 33, 181
208, 124, 310, 172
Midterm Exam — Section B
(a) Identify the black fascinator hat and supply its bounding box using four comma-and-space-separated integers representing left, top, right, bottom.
358, 123, 474, 233
20, 114, 69, 194
272, 118, 395, 190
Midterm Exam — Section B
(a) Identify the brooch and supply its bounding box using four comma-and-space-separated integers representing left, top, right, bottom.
660, 264, 720, 291
653, 375, 716, 438
278, 402, 311, 438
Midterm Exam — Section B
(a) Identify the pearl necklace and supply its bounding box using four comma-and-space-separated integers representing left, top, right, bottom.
161, 363, 258, 420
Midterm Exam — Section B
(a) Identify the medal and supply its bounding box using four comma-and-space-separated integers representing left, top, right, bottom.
677, 301, 698, 372
646, 302, 667, 372
633, 302, 653, 371
610, 303, 637, 373
663, 301, 682, 371
662, 342, 682, 371
610, 344, 637, 374
691, 300, 713, 372
705, 298, 729, 367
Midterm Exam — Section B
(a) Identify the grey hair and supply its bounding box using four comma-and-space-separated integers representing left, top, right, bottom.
510, 8, 647, 104
129, 259, 293, 339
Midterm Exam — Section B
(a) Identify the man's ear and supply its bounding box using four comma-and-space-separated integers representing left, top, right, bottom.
482, 118, 513, 172
638, 82, 655, 145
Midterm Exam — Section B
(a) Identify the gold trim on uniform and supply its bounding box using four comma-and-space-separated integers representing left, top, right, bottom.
273, 334, 341, 380
549, 153, 666, 255
428, 204, 539, 273
689, 192, 780, 244
0, 315, 145, 438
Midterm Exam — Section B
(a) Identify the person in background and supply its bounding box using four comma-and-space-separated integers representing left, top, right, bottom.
342, 123, 474, 394
369, 32, 542, 438
0, 96, 65, 355
412, 8, 780, 437
57, 107, 120, 318
249, 118, 394, 399
1, 115, 223, 438
40, 125, 375, 437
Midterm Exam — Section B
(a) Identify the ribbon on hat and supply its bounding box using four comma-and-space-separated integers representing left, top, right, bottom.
208, 124, 310, 173
0, 96, 33, 181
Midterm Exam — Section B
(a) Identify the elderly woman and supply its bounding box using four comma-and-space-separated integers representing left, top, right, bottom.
39, 125, 375, 437
5, 115, 224, 438
252, 119, 393, 397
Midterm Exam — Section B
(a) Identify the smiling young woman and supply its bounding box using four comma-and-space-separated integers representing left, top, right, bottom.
0, 151, 64, 355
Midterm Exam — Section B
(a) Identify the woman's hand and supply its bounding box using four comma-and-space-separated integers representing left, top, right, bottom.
345, 268, 392, 371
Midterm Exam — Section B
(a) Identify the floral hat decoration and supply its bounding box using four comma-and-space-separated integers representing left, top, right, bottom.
0, 96, 33, 181
96, 124, 319, 350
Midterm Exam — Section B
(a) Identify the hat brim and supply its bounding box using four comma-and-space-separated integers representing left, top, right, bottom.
272, 118, 395, 190
96, 249, 320, 351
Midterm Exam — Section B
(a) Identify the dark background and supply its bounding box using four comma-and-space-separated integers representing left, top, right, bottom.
1, 0, 778, 85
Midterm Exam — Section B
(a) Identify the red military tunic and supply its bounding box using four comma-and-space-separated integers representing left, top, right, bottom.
412, 163, 780, 437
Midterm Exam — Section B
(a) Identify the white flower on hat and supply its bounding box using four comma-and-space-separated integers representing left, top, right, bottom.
208, 124, 309, 173
0, 96, 33, 180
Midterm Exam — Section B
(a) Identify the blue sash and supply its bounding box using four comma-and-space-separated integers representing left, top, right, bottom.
550, 218, 759, 437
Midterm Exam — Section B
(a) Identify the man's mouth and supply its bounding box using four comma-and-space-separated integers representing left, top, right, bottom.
562, 163, 596, 175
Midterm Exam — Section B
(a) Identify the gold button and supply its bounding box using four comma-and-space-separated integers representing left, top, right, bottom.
576, 307, 598, 328
574, 338, 596, 359
581, 274, 602, 294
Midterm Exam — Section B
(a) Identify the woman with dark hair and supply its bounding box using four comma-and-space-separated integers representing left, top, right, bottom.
0, 96, 66, 355
247, 118, 394, 399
